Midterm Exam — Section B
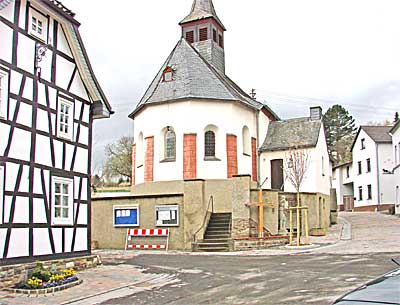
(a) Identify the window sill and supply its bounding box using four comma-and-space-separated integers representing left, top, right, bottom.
204, 157, 221, 162
160, 158, 176, 163
29, 31, 47, 44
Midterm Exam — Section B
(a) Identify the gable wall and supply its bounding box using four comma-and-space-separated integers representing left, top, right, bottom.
0, 0, 94, 264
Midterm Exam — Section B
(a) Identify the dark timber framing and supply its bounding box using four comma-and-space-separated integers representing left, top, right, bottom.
0, 0, 99, 265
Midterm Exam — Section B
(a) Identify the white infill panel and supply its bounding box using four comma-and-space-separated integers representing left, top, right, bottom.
36, 109, 50, 133
8, 128, 31, 161
52, 228, 62, 253
77, 203, 88, 225
16, 102, 33, 128
13, 196, 29, 223
64, 227, 74, 253
33, 228, 53, 256
0, 22, 12, 62
18, 165, 30, 193
73, 228, 88, 252
33, 198, 47, 224
57, 24, 73, 58
10, 70, 23, 95
7, 228, 29, 258
0, 229, 7, 259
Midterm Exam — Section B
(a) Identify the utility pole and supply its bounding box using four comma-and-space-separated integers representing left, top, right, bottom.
250, 89, 256, 99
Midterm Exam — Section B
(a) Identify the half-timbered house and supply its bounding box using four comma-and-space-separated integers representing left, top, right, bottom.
0, 0, 112, 264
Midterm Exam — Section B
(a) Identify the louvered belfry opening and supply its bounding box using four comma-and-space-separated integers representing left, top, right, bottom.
186, 30, 194, 44
180, 0, 227, 73
199, 28, 208, 41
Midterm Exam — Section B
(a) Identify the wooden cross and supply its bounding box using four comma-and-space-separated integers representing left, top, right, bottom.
246, 188, 277, 238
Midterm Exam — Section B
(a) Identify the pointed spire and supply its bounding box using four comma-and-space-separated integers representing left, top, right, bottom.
180, 0, 226, 30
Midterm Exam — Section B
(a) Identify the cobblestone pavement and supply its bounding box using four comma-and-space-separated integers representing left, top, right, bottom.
0, 212, 398, 304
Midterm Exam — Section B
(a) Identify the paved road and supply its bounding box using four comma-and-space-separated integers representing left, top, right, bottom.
100, 253, 398, 305
0, 212, 399, 305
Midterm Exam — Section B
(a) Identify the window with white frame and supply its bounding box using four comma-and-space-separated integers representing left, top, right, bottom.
242, 126, 250, 156
0, 69, 9, 118
0, 166, 4, 224
155, 205, 179, 226
52, 177, 73, 225
28, 8, 48, 41
57, 98, 74, 140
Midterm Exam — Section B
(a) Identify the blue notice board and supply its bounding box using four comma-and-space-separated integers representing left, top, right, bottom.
114, 206, 139, 226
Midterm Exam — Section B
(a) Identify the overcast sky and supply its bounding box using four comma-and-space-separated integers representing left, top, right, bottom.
62, 0, 400, 171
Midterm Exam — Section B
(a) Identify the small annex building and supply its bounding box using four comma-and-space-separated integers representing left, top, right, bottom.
92, 0, 332, 252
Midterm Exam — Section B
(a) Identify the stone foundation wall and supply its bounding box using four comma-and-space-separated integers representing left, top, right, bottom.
0, 255, 101, 289
354, 204, 394, 212
232, 218, 250, 238
234, 236, 289, 251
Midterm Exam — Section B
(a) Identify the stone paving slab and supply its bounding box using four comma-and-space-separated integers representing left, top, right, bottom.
0, 264, 176, 305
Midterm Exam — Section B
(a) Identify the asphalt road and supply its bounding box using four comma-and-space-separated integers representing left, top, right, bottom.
100, 252, 398, 305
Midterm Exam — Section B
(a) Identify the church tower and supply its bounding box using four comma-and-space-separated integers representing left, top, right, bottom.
179, 0, 226, 73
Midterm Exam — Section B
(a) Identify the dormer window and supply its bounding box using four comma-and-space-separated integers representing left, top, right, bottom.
28, 8, 48, 42
163, 67, 173, 82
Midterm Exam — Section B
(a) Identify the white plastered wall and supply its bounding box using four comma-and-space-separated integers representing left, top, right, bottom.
259, 125, 330, 195
133, 100, 261, 183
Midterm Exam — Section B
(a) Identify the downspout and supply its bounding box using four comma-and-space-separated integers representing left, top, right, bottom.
376, 143, 381, 211
256, 110, 261, 185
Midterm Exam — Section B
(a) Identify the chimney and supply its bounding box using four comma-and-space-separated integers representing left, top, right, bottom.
310, 106, 322, 121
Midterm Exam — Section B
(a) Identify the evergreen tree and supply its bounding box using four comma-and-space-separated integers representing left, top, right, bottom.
322, 105, 357, 165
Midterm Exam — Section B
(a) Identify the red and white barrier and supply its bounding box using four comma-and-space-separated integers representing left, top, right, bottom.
125, 228, 170, 251
127, 228, 169, 237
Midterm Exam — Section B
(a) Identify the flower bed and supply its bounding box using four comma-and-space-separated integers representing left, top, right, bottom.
11, 262, 81, 294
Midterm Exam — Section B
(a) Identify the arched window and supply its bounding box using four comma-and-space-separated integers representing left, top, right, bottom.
164, 128, 176, 160
242, 126, 250, 155
205, 131, 216, 158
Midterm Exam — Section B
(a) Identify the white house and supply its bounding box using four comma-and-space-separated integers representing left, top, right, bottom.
389, 120, 400, 214
0, 0, 112, 264
129, 0, 331, 199
258, 108, 331, 196
351, 126, 395, 211
332, 162, 354, 211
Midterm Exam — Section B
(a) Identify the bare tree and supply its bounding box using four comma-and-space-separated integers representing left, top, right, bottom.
284, 148, 311, 203
103, 136, 134, 183
283, 148, 310, 246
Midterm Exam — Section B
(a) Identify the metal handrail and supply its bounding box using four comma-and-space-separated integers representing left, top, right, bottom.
193, 196, 214, 243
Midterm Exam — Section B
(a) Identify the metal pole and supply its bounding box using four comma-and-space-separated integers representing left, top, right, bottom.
297, 193, 300, 246
305, 209, 309, 245
289, 210, 293, 246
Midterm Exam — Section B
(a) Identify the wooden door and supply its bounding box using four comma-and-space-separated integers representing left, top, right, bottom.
343, 196, 354, 211
271, 159, 284, 191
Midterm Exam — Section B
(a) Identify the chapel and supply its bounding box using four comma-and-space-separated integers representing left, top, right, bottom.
129, 0, 330, 196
